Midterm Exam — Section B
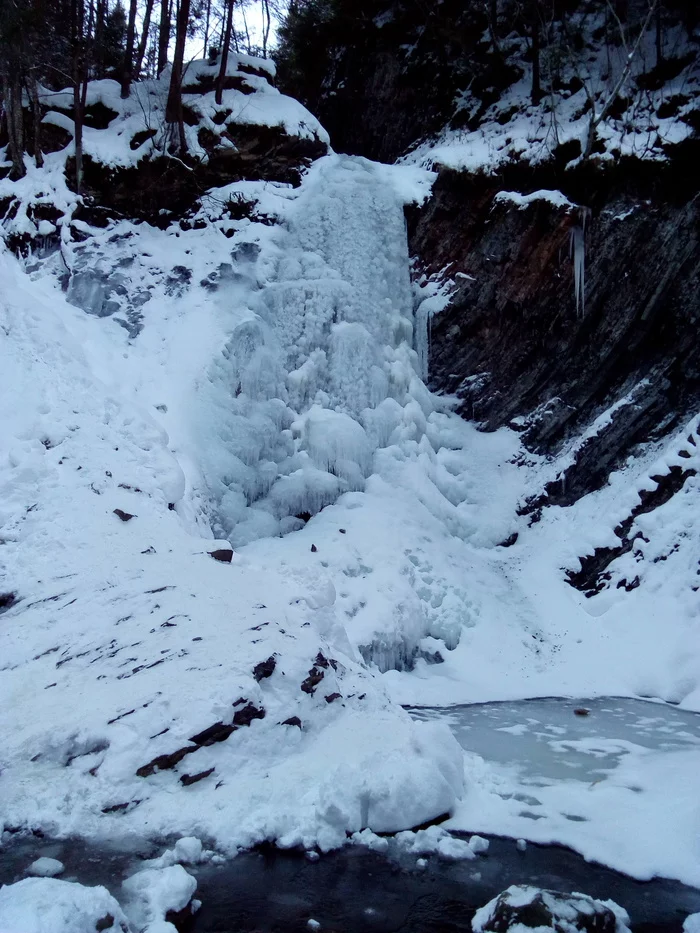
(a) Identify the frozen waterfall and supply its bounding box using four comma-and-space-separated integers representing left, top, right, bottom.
199, 156, 432, 547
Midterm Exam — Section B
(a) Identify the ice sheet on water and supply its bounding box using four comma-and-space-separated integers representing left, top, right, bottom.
415, 697, 700, 888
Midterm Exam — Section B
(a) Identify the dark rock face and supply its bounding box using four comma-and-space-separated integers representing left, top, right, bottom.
473, 885, 627, 933
410, 155, 700, 504
567, 459, 697, 595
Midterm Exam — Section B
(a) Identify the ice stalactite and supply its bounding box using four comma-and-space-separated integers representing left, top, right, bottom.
570, 207, 591, 316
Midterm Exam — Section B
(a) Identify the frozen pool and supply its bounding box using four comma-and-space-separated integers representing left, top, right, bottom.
408, 695, 700, 783
410, 696, 700, 888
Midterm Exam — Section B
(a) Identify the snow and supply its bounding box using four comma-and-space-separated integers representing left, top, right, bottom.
1, 83, 700, 894
471, 885, 631, 933
121, 865, 197, 931
0, 878, 129, 933
494, 190, 574, 211
34, 54, 326, 174
27, 857, 64, 878
685, 914, 700, 933
401, 15, 698, 172
0, 155, 466, 855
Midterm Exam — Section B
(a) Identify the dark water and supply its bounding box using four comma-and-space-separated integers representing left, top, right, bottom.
2, 832, 699, 932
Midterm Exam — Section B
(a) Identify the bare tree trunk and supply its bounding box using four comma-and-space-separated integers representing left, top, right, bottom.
72, 0, 85, 192
2, 74, 26, 179
215, 0, 234, 106
531, 2, 542, 105
134, 0, 156, 77
203, 0, 211, 58
487, 0, 502, 58
94, 0, 106, 77
655, 2, 663, 67
157, 0, 172, 75
584, 0, 657, 157
241, 4, 251, 52
262, 0, 271, 58
121, 0, 138, 97
165, 0, 191, 152
28, 74, 44, 168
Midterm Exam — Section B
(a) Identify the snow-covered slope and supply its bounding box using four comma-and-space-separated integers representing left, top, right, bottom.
0, 160, 467, 850
1, 88, 699, 886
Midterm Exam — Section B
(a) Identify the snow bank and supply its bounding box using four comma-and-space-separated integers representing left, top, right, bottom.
121, 865, 197, 931
0, 878, 129, 933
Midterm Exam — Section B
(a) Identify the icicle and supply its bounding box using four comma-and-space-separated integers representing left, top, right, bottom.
569, 207, 591, 317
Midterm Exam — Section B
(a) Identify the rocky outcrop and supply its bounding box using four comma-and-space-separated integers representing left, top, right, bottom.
409, 149, 700, 503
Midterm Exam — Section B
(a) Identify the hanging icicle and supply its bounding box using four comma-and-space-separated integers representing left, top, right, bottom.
569, 206, 591, 316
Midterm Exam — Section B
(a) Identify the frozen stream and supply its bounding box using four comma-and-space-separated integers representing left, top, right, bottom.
409, 696, 700, 783
411, 696, 700, 888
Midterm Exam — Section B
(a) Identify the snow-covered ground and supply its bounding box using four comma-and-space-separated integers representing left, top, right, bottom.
1, 55, 700, 905
401, 13, 699, 172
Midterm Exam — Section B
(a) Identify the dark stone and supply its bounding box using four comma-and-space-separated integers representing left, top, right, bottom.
253, 656, 276, 681
476, 886, 621, 933
499, 533, 519, 548
113, 509, 135, 522
0, 592, 17, 612
130, 128, 157, 150
136, 745, 196, 778
574, 708, 590, 717
301, 666, 325, 694
232, 702, 266, 727
165, 899, 197, 932
180, 767, 215, 786
189, 722, 236, 746
281, 716, 302, 728
311, 544, 317, 552
209, 549, 233, 562
95, 914, 115, 931
324, 693, 342, 703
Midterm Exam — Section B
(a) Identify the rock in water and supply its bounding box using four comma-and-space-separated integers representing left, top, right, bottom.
472, 885, 631, 933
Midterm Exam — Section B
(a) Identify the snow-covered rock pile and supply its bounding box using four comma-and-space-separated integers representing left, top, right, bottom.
472, 886, 631, 933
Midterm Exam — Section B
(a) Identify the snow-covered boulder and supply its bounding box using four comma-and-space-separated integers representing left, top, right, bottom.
472, 885, 631, 933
